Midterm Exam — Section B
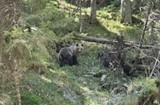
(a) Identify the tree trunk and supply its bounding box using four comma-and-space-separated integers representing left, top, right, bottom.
154, 0, 160, 9
120, 0, 132, 24
90, 0, 97, 24
132, 0, 142, 11
79, 0, 83, 33
0, 33, 3, 94
14, 70, 21, 105
155, 80, 160, 104
75, 35, 160, 49
0, 0, 21, 105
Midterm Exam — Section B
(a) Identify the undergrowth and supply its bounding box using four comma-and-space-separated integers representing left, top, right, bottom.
10, 0, 158, 105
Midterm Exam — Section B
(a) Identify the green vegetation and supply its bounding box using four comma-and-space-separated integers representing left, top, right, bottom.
1, 0, 160, 105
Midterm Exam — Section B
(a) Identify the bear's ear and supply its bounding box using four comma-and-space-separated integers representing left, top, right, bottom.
76, 44, 79, 46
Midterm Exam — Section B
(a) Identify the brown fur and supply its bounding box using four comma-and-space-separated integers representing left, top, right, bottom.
58, 44, 83, 66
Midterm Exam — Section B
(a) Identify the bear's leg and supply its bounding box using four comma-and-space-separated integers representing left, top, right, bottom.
72, 55, 78, 65
59, 59, 64, 67
68, 57, 74, 66
58, 55, 65, 67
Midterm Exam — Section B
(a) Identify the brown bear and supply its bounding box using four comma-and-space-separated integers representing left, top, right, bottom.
58, 43, 83, 66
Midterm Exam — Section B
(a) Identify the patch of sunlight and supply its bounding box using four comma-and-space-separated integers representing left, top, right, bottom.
96, 10, 141, 40
132, 78, 157, 91
85, 98, 99, 105
49, 69, 68, 82
49, 68, 65, 74
84, 41, 99, 46
85, 96, 106, 105
95, 91, 109, 97
79, 86, 93, 94
84, 7, 91, 15
59, 0, 78, 10
98, 18, 124, 34
49, 69, 56, 73
96, 10, 126, 35
80, 33, 88, 37
49, 69, 67, 77
53, 81, 65, 88
40, 75, 52, 83
74, 17, 79, 22
97, 11, 111, 19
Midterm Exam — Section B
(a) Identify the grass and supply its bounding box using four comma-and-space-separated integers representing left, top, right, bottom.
20, 43, 110, 105
18, 1, 158, 105
20, 42, 158, 105
21, 71, 78, 105
80, 9, 142, 42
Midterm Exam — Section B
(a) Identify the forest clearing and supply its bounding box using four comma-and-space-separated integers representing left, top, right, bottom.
0, 0, 160, 105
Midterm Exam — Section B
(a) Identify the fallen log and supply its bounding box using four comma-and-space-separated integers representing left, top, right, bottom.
77, 36, 160, 49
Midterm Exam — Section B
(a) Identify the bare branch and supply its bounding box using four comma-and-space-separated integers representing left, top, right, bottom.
149, 51, 160, 77
77, 35, 160, 49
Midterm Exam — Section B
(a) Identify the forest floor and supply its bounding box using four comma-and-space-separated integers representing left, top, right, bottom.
21, 42, 157, 105
20, 1, 158, 105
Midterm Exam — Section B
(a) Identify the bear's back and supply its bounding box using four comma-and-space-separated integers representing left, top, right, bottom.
59, 47, 72, 57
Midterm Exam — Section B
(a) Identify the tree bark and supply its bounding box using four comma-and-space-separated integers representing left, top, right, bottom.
0, 0, 21, 105
132, 0, 142, 10
90, 0, 97, 24
79, 0, 83, 33
76, 35, 160, 49
153, 0, 160, 9
139, 2, 152, 48
149, 51, 160, 77
155, 80, 160, 104
14, 70, 21, 105
134, 2, 153, 68
120, 0, 132, 24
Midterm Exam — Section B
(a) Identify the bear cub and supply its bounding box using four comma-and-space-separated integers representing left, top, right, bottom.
58, 43, 83, 67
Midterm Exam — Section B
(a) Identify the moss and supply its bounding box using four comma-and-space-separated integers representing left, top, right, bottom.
12, 1, 159, 105
21, 92, 43, 105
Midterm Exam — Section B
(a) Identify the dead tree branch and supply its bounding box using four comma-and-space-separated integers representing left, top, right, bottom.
77, 35, 160, 49
139, 2, 152, 48
135, 2, 153, 67
149, 51, 160, 77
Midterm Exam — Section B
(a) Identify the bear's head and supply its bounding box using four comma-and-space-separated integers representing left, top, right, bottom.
75, 43, 84, 53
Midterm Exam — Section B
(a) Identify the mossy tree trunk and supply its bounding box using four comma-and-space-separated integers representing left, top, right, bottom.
0, 0, 22, 105
79, 0, 83, 33
90, 0, 97, 24
0, 33, 4, 94
132, 0, 142, 10
120, 0, 132, 24
155, 80, 160, 104
153, 0, 160, 9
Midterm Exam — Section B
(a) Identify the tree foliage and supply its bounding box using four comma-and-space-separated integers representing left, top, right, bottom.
0, 0, 160, 105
